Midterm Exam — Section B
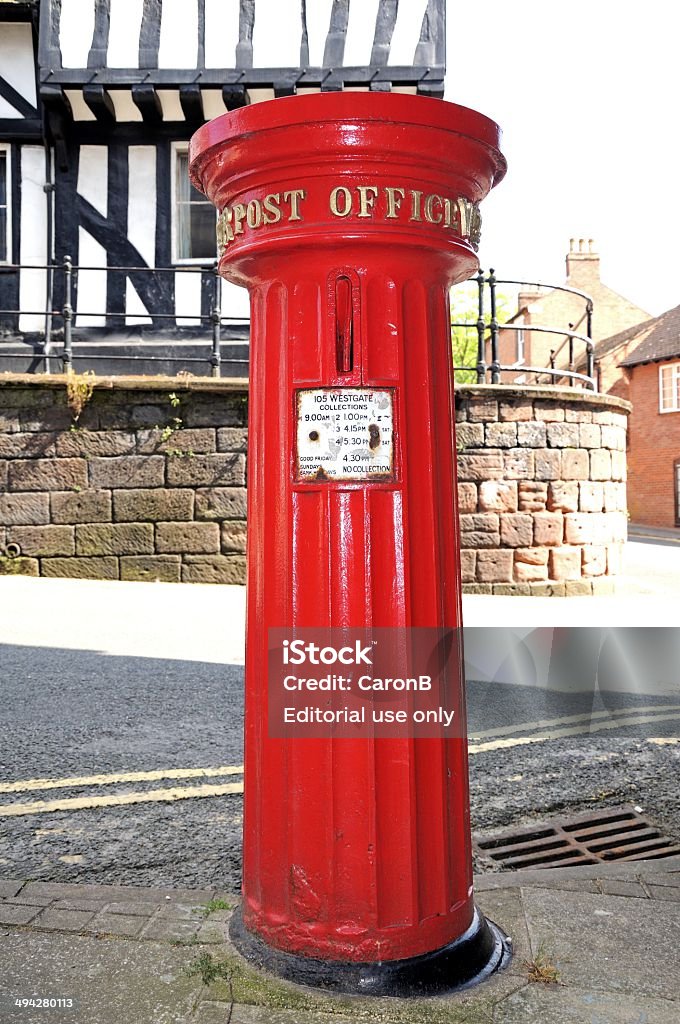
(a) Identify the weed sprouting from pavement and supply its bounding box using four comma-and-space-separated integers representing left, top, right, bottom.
523, 943, 562, 984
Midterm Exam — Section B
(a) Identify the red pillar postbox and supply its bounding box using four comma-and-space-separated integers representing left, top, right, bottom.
190, 93, 508, 996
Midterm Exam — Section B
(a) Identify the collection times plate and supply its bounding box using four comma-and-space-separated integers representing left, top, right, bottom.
296, 389, 394, 482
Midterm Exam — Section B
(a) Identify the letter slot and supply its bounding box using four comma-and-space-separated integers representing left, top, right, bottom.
335, 275, 353, 374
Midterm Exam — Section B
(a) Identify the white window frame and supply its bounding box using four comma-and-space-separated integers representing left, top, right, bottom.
0, 143, 11, 265
170, 141, 216, 265
659, 362, 680, 413
516, 327, 525, 364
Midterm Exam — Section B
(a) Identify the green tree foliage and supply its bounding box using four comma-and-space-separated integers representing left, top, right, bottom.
450, 279, 515, 384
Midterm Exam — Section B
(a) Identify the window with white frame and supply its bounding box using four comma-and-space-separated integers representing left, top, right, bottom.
172, 144, 216, 262
0, 146, 10, 264
659, 362, 680, 413
516, 327, 525, 364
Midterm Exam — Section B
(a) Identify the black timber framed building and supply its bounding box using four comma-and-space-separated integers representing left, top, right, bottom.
0, 0, 445, 375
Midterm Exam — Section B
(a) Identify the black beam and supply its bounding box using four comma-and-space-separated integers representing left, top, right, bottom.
139, 0, 162, 68
273, 73, 297, 98
87, 0, 111, 69
38, 0, 62, 71
371, 0, 398, 67
132, 83, 163, 125
320, 76, 344, 93
83, 83, 116, 125
236, 0, 255, 69
416, 79, 445, 99
222, 85, 249, 110
40, 84, 72, 172
0, 118, 43, 140
0, 75, 38, 119
179, 84, 204, 123
41, 66, 442, 88
0, 2, 35, 21
323, 0, 349, 67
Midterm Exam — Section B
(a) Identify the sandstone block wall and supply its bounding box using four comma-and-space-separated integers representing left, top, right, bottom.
455, 386, 631, 596
0, 377, 248, 584
0, 378, 631, 595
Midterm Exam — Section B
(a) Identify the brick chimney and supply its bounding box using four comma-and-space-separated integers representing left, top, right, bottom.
566, 237, 600, 285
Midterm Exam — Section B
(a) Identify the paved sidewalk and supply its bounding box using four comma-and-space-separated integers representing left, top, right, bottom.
1, 858, 679, 1024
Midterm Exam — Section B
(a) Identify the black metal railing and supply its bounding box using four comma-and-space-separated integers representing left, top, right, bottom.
1, 259, 596, 388
0, 257, 249, 376
451, 269, 595, 390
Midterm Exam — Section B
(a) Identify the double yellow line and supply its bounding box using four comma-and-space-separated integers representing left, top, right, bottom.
1, 705, 677, 817
0, 765, 244, 817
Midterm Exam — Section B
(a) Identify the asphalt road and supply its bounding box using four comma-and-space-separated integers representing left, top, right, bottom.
1, 641, 678, 891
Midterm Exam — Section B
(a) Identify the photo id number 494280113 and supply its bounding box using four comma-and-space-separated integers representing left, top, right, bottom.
5, 997, 76, 1010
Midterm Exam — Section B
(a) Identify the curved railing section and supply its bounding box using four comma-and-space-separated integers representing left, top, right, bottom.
451, 269, 596, 390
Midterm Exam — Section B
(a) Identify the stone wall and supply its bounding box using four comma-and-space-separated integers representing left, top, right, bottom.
0, 376, 248, 583
0, 377, 630, 594
455, 385, 630, 596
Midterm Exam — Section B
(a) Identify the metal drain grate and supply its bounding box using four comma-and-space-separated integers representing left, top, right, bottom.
474, 806, 680, 870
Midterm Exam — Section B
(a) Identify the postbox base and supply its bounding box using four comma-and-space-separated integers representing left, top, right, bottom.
229, 907, 511, 998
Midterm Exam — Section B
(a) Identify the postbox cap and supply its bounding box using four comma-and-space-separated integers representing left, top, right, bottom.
189, 92, 506, 197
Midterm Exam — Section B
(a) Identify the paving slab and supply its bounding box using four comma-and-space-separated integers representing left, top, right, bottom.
157, 901, 212, 921
86, 912, 146, 938
494, 984, 678, 1024
52, 899, 114, 913
0, 928, 202, 1024
0, 903, 42, 925
476, 888, 531, 977
98, 900, 161, 917
474, 856, 680, 891
0, 881, 25, 898
1, 874, 680, 1023
599, 879, 649, 898
20, 881, 217, 903
521, 886, 680, 1001
646, 883, 680, 902
640, 868, 680, 887
139, 917, 201, 943
209, 1007, 357, 1024
32, 909, 95, 932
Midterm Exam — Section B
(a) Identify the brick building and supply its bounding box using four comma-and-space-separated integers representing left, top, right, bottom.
617, 305, 680, 529
498, 240, 651, 383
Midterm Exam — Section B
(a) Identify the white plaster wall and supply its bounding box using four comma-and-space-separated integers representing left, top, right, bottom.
19, 147, 47, 332
0, 24, 37, 114
127, 147, 156, 267
126, 278, 152, 325
201, 90, 227, 121
76, 230, 107, 327
77, 146, 107, 218
64, 90, 96, 122
157, 90, 185, 122
108, 91, 143, 123
75, 147, 107, 327
175, 270, 202, 326
221, 279, 250, 322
